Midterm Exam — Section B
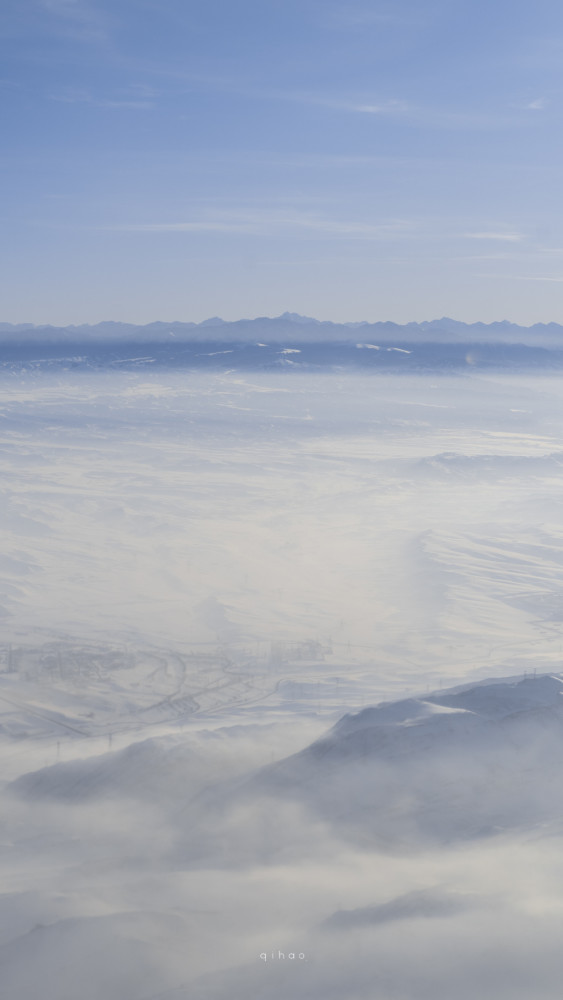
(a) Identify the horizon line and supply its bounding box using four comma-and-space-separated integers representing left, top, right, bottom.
2, 314, 563, 331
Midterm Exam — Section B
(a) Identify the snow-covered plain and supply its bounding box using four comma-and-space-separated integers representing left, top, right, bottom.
2, 359, 563, 997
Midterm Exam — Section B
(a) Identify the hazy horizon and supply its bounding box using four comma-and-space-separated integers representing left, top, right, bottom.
7, 311, 563, 335
6, 311, 563, 328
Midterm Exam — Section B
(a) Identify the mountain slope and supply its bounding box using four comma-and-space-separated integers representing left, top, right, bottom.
244, 674, 563, 847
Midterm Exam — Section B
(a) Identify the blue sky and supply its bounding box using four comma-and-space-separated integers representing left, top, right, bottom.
3, 0, 563, 324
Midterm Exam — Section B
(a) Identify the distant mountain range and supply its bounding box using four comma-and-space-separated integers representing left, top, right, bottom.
3, 312, 563, 346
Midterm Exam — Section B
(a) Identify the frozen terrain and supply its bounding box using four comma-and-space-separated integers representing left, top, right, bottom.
2, 347, 563, 997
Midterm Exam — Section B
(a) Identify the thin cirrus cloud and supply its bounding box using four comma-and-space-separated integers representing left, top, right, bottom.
262, 88, 538, 131
472, 271, 563, 282
109, 212, 417, 240
312, 96, 410, 115
168, 73, 497, 131
182, 76, 412, 119
178, 71, 545, 132
463, 231, 524, 242
522, 98, 545, 110
518, 274, 563, 282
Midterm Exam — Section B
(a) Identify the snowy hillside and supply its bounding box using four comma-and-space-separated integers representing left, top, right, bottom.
238, 674, 563, 847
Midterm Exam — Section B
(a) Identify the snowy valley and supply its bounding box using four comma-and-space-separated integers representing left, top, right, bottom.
1, 349, 563, 997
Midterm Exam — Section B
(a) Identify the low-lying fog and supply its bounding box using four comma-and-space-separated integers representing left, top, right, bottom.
1, 362, 563, 998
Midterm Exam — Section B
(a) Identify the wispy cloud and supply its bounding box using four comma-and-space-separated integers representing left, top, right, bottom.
277, 90, 512, 129
140, 65, 513, 133
131, 66, 539, 134
195, 79, 412, 118
522, 98, 545, 110
107, 211, 416, 240
474, 272, 563, 283
309, 95, 410, 115
515, 275, 563, 282
508, 97, 546, 112
463, 231, 524, 242
261, 89, 536, 131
